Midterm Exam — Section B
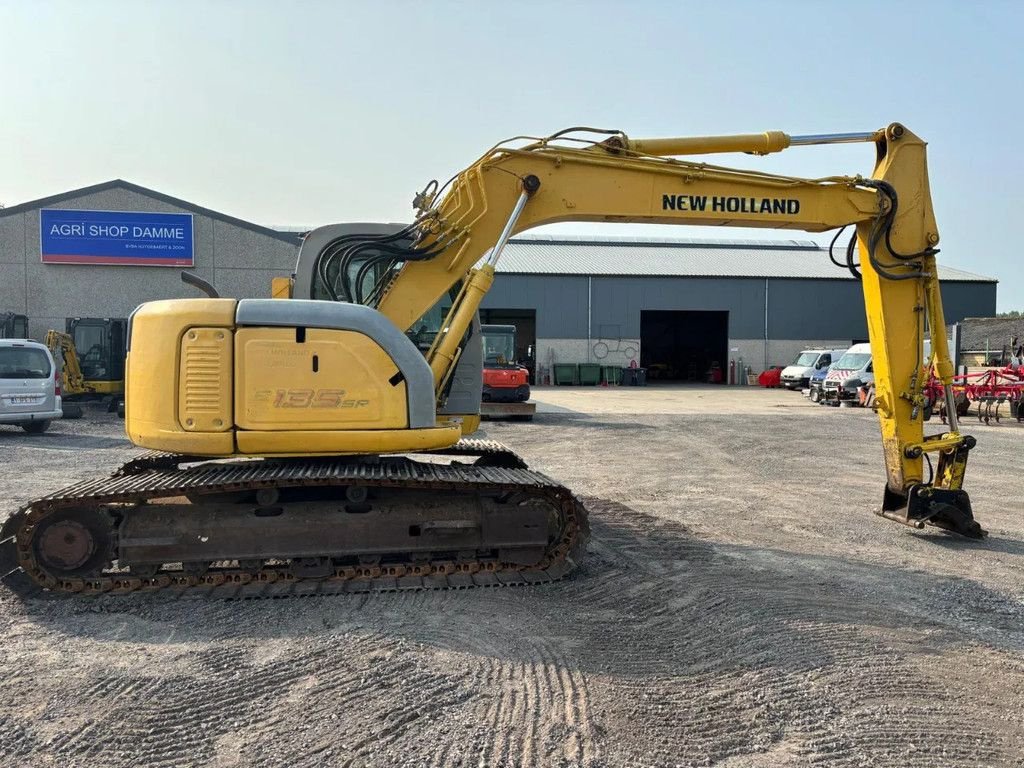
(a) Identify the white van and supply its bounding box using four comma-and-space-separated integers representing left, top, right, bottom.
823, 343, 872, 403
780, 348, 846, 390
824, 341, 932, 404
0, 339, 62, 433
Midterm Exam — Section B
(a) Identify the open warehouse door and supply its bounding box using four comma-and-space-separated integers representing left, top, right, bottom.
641, 310, 728, 382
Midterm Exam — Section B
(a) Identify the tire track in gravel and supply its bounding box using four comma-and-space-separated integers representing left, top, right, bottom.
353, 586, 604, 767
243, 631, 443, 768
256, 620, 486, 768
566, 499, 1024, 766
479, 654, 515, 767
544, 637, 598, 766
462, 636, 599, 768
425, 642, 499, 767
0, 714, 39, 766
12, 631, 406, 767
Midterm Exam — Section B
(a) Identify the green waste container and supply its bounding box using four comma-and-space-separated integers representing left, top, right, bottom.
622, 367, 648, 386
602, 366, 622, 385
578, 363, 601, 385
554, 363, 578, 385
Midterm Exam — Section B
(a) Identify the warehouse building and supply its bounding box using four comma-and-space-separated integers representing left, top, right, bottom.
486, 236, 996, 382
0, 180, 300, 341
1, 180, 997, 380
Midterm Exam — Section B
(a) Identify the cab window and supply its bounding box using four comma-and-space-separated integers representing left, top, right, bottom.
74, 325, 104, 377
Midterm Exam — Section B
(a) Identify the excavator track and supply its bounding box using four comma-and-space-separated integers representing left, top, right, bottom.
0, 440, 588, 600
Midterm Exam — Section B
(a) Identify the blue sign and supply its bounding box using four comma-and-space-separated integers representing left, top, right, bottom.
40, 209, 194, 266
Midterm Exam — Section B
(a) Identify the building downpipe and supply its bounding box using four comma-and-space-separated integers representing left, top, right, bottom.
587, 276, 593, 363
764, 278, 770, 371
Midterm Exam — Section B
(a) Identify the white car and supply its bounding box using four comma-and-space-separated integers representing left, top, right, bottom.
0, 339, 62, 433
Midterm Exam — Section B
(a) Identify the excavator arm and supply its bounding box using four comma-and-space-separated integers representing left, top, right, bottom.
44, 330, 89, 397
362, 123, 977, 536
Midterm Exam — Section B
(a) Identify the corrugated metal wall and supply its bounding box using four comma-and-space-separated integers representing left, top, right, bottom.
482, 274, 997, 341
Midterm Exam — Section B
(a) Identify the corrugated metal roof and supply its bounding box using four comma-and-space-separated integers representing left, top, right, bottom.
496, 235, 994, 282
958, 317, 1024, 351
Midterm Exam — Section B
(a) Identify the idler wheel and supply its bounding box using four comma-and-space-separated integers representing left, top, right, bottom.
33, 510, 112, 576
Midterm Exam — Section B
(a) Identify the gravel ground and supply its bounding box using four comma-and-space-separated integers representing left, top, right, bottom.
1, 387, 1023, 768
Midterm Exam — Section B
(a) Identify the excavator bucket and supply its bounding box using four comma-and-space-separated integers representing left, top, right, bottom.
877, 484, 987, 539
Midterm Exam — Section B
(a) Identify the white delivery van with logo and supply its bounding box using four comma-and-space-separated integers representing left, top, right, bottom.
823, 344, 872, 404
780, 348, 846, 390
824, 341, 932, 404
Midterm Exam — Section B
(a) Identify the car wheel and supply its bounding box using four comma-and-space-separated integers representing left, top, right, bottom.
809, 388, 821, 403
22, 420, 50, 434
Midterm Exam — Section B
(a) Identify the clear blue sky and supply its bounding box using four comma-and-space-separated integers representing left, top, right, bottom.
2, 0, 1021, 308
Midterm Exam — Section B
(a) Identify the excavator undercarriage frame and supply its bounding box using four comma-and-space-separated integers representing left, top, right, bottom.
0, 440, 588, 598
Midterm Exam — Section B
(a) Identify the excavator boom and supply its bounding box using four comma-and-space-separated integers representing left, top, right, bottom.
0, 122, 983, 601
43, 330, 89, 397
372, 123, 972, 533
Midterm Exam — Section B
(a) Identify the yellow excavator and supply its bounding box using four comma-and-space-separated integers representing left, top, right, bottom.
44, 331, 89, 398
0, 123, 986, 598
43, 330, 88, 420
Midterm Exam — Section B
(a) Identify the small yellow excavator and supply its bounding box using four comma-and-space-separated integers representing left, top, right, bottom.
42, 319, 127, 417
1, 123, 986, 599
64, 317, 127, 399
44, 331, 89, 398
42, 330, 88, 420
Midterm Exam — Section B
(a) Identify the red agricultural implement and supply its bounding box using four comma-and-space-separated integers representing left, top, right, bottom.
925, 365, 1024, 425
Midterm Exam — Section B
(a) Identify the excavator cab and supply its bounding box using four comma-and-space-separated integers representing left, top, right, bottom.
1, 312, 28, 339
65, 317, 127, 396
